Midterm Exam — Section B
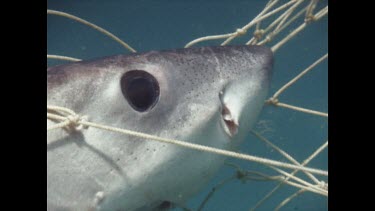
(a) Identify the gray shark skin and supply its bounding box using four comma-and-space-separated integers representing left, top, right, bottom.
47, 45, 273, 211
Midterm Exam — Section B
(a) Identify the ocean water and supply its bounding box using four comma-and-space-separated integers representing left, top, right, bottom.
47, 0, 328, 210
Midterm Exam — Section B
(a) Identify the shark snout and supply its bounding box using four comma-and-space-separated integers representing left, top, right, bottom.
218, 46, 273, 139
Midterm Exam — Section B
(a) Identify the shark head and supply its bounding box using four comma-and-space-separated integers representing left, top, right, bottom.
47, 45, 273, 210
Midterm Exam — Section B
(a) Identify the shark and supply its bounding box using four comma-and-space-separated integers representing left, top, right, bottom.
47, 45, 273, 210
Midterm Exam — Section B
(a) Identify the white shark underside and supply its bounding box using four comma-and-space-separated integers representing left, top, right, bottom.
47, 45, 273, 210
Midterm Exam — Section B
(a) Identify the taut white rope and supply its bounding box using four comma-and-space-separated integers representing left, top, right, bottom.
47, 105, 328, 176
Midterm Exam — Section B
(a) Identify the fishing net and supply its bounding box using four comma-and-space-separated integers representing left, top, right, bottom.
47, 0, 328, 210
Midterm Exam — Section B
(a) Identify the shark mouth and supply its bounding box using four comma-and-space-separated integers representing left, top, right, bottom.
219, 90, 239, 138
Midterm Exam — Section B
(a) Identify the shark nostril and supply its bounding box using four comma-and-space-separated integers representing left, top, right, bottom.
219, 89, 239, 137
221, 104, 239, 137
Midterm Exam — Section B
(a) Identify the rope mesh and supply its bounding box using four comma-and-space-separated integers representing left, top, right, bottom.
47, 0, 328, 210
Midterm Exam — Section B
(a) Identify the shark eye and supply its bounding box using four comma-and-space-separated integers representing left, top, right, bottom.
120, 70, 160, 112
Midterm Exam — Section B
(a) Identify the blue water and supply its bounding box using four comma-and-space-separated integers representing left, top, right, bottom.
47, 0, 328, 210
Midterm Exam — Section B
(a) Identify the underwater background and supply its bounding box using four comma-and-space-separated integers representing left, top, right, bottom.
47, 0, 328, 210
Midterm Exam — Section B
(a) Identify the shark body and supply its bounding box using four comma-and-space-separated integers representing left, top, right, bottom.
47, 45, 273, 210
